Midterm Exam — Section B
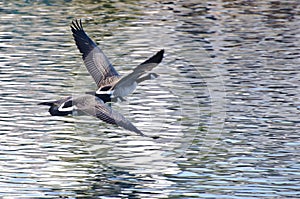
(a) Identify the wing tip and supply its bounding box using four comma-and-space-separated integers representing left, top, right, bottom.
146, 49, 165, 64
132, 127, 146, 137
157, 49, 164, 63
70, 18, 83, 32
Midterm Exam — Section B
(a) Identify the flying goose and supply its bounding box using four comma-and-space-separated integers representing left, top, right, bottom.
70, 19, 164, 102
39, 95, 145, 136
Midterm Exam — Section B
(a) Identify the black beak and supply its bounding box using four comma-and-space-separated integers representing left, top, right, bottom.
85, 91, 96, 95
38, 101, 54, 106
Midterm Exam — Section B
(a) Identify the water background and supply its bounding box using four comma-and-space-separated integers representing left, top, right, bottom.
0, 0, 299, 198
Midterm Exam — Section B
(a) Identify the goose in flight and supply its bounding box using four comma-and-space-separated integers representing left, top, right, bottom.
71, 19, 164, 102
39, 95, 145, 136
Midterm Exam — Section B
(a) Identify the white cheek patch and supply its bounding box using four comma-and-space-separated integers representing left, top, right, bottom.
95, 89, 114, 95
58, 102, 77, 112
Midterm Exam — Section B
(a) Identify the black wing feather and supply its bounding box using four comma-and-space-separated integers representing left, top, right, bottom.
71, 19, 120, 87
71, 19, 97, 58
133, 49, 164, 73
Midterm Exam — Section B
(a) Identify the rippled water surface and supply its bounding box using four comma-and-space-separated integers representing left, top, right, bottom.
0, 0, 299, 198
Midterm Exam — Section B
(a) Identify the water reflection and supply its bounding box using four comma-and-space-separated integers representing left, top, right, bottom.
0, 0, 299, 198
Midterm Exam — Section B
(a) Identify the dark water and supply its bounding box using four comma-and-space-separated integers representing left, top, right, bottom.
0, 0, 299, 198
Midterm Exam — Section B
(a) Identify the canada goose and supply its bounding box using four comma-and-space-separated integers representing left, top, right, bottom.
39, 95, 144, 136
71, 19, 164, 102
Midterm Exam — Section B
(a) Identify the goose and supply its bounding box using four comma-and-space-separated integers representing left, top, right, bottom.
39, 95, 145, 136
70, 19, 164, 102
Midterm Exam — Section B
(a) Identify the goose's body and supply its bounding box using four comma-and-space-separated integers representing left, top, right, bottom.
39, 19, 164, 136
39, 95, 144, 136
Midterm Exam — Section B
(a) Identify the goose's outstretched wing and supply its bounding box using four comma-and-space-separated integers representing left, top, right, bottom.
73, 95, 144, 136
110, 49, 164, 98
71, 19, 120, 87
133, 49, 164, 73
